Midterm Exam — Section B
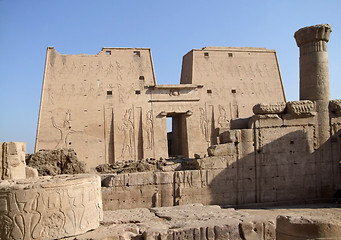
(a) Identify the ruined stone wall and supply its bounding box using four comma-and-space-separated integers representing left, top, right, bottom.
102, 100, 340, 210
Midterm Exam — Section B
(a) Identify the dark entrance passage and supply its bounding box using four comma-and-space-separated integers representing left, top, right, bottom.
167, 113, 188, 158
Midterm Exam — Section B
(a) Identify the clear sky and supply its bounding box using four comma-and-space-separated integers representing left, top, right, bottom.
0, 0, 340, 153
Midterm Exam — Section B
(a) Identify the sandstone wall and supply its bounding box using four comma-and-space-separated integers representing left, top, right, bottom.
102, 106, 339, 210
36, 47, 286, 168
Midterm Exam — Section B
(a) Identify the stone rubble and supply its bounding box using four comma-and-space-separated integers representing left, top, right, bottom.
25, 148, 86, 176
65, 203, 341, 240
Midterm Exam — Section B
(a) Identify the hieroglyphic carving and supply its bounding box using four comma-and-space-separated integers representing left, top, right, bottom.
51, 110, 81, 149
145, 110, 154, 149
117, 84, 125, 103
199, 108, 210, 142
0, 195, 13, 239
119, 108, 135, 157
116, 61, 123, 82
0, 175, 102, 240
11, 192, 42, 239
217, 105, 230, 128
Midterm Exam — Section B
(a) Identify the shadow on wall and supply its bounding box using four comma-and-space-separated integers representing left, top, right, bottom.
205, 129, 339, 206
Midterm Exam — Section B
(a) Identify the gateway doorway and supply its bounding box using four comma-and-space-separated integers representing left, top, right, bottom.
167, 113, 189, 158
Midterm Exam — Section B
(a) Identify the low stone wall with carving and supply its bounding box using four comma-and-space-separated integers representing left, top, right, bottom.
0, 174, 102, 240
102, 112, 338, 210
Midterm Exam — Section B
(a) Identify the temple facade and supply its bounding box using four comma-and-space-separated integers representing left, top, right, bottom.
35, 46, 285, 168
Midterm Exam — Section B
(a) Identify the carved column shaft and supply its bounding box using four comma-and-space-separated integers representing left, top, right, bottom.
294, 24, 332, 146
294, 24, 331, 101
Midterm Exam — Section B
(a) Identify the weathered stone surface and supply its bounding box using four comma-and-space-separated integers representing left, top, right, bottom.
25, 166, 38, 178
249, 114, 283, 128
253, 102, 286, 115
0, 174, 103, 240
207, 143, 236, 156
329, 99, 341, 116
276, 214, 341, 240
25, 148, 86, 176
294, 24, 331, 47
35, 46, 285, 168
68, 204, 340, 240
218, 129, 241, 144
286, 100, 316, 117
1, 142, 27, 180
194, 156, 234, 170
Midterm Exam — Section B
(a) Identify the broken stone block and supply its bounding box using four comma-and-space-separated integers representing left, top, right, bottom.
276, 215, 341, 240
253, 102, 286, 115
218, 129, 241, 144
25, 166, 38, 178
329, 99, 341, 116
207, 143, 236, 157
248, 114, 283, 128
194, 156, 233, 170
0, 142, 27, 180
286, 100, 316, 117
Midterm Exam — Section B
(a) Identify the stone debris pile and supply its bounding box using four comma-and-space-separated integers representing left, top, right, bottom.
25, 148, 86, 176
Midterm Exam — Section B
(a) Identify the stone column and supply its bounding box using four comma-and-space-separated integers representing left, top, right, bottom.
294, 24, 332, 146
295, 24, 334, 199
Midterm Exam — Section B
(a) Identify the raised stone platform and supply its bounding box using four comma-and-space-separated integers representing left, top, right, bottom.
0, 174, 102, 240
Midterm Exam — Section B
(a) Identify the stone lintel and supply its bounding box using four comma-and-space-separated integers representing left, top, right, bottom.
149, 98, 200, 103
147, 84, 203, 89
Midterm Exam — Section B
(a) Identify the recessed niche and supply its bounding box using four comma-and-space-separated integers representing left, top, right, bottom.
133, 51, 141, 57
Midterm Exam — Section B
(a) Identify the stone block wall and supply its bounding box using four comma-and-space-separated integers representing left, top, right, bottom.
102, 108, 339, 210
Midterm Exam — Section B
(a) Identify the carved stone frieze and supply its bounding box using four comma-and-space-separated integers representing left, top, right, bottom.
252, 102, 286, 115
0, 174, 102, 240
286, 100, 316, 117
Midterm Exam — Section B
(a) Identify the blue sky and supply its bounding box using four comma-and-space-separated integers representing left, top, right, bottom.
1, 0, 340, 153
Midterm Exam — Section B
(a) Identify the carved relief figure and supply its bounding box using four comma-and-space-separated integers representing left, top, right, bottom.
145, 110, 154, 149
41, 191, 64, 238
119, 109, 135, 157
47, 88, 54, 105
218, 105, 230, 128
116, 61, 123, 81
0, 196, 13, 239
199, 108, 210, 142
117, 84, 125, 103
51, 110, 80, 149
12, 192, 42, 240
